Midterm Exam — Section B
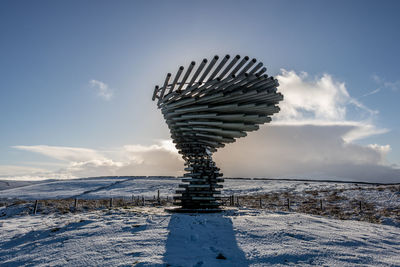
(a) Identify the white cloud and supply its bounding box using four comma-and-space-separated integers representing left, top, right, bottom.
275, 69, 377, 124
273, 70, 386, 143
89, 79, 114, 100
0, 164, 76, 181
341, 122, 388, 143
0, 165, 49, 176
372, 74, 400, 92
275, 70, 347, 121
361, 88, 381, 98
7, 140, 184, 180
13, 145, 106, 162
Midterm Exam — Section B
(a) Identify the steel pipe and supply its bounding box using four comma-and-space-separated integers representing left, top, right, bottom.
238, 58, 257, 75
177, 61, 196, 92
208, 54, 230, 81
230, 56, 249, 76
158, 73, 171, 101
169, 66, 184, 94
198, 55, 219, 84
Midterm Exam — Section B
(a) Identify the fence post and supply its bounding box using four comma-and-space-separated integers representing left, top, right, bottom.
33, 200, 38, 215
109, 198, 113, 208
320, 199, 323, 211
157, 190, 160, 205
287, 198, 290, 211
259, 198, 262, 208
74, 198, 78, 209
236, 196, 239, 207
359, 201, 362, 212
142, 196, 145, 206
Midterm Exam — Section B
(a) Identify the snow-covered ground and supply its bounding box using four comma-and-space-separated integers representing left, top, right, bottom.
1, 177, 398, 223
0, 176, 387, 200
1, 177, 399, 266
1, 207, 399, 266
0, 179, 45, 191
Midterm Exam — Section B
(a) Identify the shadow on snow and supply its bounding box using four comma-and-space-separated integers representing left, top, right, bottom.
162, 212, 248, 267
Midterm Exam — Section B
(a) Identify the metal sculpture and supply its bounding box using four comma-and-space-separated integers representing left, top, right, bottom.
152, 55, 283, 212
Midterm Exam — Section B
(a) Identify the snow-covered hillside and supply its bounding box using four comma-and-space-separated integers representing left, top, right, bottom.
1, 207, 399, 266
0, 176, 391, 200
1, 177, 398, 224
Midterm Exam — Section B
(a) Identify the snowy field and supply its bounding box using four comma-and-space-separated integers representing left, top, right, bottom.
0, 176, 394, 199
1, 177, 399, 223
1, 207, 400, 266
1, 177, 399, 266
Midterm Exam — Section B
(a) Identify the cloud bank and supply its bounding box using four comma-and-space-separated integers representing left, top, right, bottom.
214, 125, 397, 183
4, 70, 399, 182
8, 140, 184, 180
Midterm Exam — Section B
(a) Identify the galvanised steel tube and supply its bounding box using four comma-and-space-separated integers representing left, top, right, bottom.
158, 73, 171, 102
218, 54, 240, 79
177, 61, 196, 92
256, 67, 267, 76
152, 85, 159, 101
198, 55, 219, 84
230, 56, 249, 76
168, 66, 184, 94
208, 54, 230, 81
238, 58, 257, 75
249, 62, 263, 74
187, 58, 207, 88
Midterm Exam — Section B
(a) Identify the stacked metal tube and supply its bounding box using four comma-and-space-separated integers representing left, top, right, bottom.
152, 55, 283, 211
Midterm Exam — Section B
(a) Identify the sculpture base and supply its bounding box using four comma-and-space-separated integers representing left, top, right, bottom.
165, 207, 223, 213
173, 153, 224, 210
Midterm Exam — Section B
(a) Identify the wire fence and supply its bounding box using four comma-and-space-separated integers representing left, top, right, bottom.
2, 187, 399, 224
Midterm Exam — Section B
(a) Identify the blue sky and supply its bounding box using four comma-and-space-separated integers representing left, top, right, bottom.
1, 0, 399, 182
